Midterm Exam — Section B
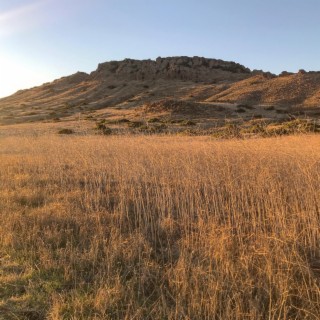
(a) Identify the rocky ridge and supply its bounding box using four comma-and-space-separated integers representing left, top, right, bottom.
90, 56, 252, 82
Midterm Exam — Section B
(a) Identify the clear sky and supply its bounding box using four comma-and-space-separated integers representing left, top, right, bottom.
1, 0, 320, 98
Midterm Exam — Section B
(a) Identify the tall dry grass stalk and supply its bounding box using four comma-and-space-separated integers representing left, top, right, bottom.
0, 134, 320, 319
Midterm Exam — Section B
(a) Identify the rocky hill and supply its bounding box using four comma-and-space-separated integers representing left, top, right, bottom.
0, 57, 319, 126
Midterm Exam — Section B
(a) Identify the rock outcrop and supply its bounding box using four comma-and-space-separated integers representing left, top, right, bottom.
90, 56, 252, 82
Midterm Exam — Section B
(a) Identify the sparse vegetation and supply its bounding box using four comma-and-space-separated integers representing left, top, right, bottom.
211, 119, 320, 139
212, 122, 242, 139
181, 120, 196, 126
105, 118, 131, 125
149, 123, 168, 132
147, 117, 161, 123
266, 119, 320, 135
241, 122, 268, 135
169, 119, 185, 124
128, 120, 144, 128
95, 123, 112, 135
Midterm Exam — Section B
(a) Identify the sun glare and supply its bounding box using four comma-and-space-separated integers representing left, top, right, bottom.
0, 54, 49, 98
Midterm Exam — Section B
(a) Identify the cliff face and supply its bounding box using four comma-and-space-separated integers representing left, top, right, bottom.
90, 56, 252, 82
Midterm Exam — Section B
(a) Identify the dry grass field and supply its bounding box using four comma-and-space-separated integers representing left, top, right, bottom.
1, 133, 320, 319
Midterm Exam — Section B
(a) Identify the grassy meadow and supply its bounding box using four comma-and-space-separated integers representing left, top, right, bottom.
0, 133, 320, 319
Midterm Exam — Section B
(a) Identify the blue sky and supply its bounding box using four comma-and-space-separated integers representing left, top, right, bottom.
1, 0, 320, 98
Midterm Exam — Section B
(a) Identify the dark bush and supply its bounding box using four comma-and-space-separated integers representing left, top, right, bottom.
58, 129, 74, 135
96, 123, 112, 135
128, 121, 144, 128
148, 118, 160, 123
181, 120, 196, 126
264, 106, 275, 111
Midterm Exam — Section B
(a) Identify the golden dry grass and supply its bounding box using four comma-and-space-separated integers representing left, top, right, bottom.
0, 134, 320, 319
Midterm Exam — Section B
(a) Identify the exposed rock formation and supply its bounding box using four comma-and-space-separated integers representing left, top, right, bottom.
90, 56, 252, 82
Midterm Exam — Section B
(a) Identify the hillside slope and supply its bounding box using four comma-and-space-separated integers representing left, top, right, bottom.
0, 57, 319, 126
208, 72, 320, 107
